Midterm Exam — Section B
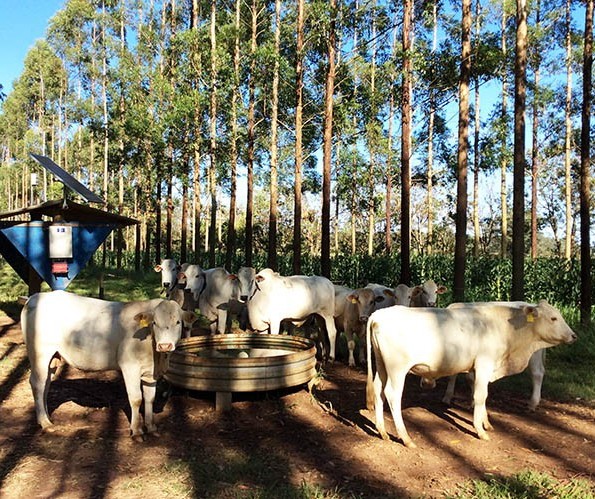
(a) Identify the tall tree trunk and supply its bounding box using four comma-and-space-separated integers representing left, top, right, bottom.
500, 1, 508, 259
512, 0, 528, 301
321, 0, 336, 278
293, 0, 304, 274
191, 0, 202, 260
246, 0, 258, 268
564, 0, 573, 259
427, 1, 438, 256
580, 0, 593, 325
454, 0, 471, 302
208, 0, 218, 267
225, 0, 241, 271
268, 0, 281, 271
472, 0, 481, 257
530, 0, 541, 260
400, 0, 413, 286
367, 0, 377, 258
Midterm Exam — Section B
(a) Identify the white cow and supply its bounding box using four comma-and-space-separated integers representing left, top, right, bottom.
410, 279, 447, 307
444, 301, 546, 410
365, 283, 397, 309
365, 300, 576, 448
334, 287, 384, 367
247, 268, 338, 360
21, 290, 196, 437
182, 264, 246, 334
154, 259, 195, 314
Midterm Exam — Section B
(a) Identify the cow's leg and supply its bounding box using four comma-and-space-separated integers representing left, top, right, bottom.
344, 327, 356, 367
29, 353, 53, 429
385, 372, 415, 448
442, 375, 457, 405
472, 368, 492, 440
141, 380, 158, 434
121, 366, 144, 437
216, 309, 228, 335
322, 314, 337, 361
373, 372, 389, 440
527, 350, 545, 411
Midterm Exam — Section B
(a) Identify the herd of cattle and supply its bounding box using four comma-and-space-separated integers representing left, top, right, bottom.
19, 258, 577, 448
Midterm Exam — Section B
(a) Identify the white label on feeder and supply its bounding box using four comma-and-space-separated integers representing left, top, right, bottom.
49, 225, 73, 258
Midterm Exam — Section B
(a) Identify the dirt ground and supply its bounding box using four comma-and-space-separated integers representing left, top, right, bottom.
1, 314, 594, 499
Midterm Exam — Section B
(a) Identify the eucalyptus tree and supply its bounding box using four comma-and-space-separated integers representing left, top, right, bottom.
454, 0, 471, 302
580, 0, 593, 325
512, 0, 528, 301
401, 0, 413, 285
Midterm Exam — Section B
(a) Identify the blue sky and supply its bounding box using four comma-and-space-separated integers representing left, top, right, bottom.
0, 0, 65, 94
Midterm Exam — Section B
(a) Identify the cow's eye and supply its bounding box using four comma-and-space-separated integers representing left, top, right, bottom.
176, 320, 181, 325
551, 317, 558, 322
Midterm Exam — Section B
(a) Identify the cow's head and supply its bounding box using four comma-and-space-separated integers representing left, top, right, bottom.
394, 283, 413, 306
135, 300, 196, 352
411, 280, 447, 307
348, 288, 385, 323
235, 266, 257, 302
154, 258, 180, 290
181, 264, 206, 301
526, 300, 577, 346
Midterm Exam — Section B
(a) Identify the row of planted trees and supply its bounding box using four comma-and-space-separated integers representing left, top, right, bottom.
0, 0, 593, 320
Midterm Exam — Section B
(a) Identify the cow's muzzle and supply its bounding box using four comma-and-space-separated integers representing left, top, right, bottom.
156, 342, 175, 352
359, 315, 369, 323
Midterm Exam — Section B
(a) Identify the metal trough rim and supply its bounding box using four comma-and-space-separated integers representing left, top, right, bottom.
164, 333, 318, 395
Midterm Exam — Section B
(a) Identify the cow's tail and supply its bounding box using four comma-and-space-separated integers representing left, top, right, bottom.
365, 315, 375, 411
19, 294, 34, 346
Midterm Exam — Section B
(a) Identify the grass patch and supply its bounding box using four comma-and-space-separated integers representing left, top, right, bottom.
448, 470, 595, 498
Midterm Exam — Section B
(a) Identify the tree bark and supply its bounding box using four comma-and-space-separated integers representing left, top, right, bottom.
268, 0, 281, 271
246, 0, 258, 268
564, 0, 573, 259
512, 0, 527, 301
580, 0, 593, 325
293, 0, 304, 274
454, 0, 471, 302
530, 0, 541, 261
208, 0, 218, 267
500, 1, 508, 259
400, 0, 413, 286
225, 0, 241, 271
321, 0, 336, 278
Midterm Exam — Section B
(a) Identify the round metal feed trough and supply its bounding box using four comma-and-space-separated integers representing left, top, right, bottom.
164, 333, 317, 411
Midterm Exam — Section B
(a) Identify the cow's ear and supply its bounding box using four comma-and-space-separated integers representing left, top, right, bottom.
256, 275, 265, 283
154, 265, 162, 272
177, 272, 186, 280
228, 274, 238, 281
347, 293, 358, 304
182, 311, 198, 327
135, 312, 154, 328
523, 306, 538, 323
383, 289, 395, 298
411, 286, 423, 298
375, 296, 385, 303
437, 286, 448, 294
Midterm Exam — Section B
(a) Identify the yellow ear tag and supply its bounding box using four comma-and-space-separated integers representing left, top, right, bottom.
350, 298, 358, 304
527, 314, 534, 323
139, 318, 150, 328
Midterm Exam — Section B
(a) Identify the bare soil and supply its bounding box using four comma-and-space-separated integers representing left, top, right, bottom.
1, 315, 594, 498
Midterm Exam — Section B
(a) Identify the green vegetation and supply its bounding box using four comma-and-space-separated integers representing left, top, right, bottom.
449, 470, 595, 499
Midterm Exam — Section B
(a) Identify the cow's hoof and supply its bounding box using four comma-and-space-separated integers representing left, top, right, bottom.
131, 434, 145, 443
478, 432, 490, 441
404, 440, 417, 449
39, 419, 53, 430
